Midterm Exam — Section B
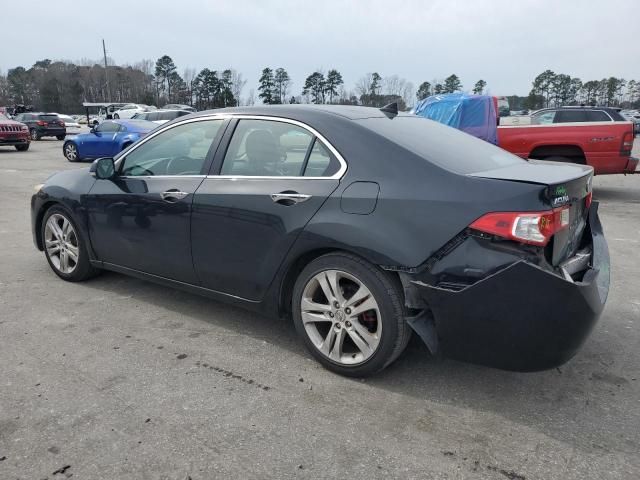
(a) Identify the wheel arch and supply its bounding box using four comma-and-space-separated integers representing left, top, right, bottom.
529, 144, 586, 163
34, 201, 60, 250
276, 247, 402, 318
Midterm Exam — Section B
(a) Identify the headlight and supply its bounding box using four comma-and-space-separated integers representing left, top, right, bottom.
21, 125, 28, 131
34, 183, 44, 193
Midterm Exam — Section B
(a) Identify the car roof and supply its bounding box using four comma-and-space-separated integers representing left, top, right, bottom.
191, 104, 409, 121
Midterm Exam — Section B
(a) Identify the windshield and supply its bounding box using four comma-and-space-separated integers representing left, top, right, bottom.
358, 115, 525, 175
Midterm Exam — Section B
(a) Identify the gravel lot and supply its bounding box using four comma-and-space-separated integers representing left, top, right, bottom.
1, 138, 639, 480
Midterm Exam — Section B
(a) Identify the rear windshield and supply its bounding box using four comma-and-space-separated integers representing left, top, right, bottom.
357, 116, 524, 174
40, 115, 60, 121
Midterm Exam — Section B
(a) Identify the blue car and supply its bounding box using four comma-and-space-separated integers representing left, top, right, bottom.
63, 119, 156, 162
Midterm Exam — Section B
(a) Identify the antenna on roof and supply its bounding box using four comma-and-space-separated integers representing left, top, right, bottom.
380, 102, 398, 117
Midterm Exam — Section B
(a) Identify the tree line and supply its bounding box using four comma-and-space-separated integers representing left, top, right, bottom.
1, 56, 638, 113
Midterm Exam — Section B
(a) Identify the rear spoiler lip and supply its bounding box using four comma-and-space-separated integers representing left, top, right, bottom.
467, 160, 593, 186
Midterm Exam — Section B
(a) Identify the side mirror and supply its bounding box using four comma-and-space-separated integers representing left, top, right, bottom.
90, 157, 116, 179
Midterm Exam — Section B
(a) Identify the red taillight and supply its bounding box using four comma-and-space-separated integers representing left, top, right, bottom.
60, 121, 65, 127
621, 130, 634, 155
585, 192, 593, 210
470, 207, 570, 246
36, 120, 46, 126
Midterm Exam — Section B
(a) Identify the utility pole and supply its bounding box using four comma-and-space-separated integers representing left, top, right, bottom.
102, 39, 111, 102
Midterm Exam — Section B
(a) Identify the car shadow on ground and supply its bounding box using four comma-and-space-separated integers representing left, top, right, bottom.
75, 268, 629, 454
594, 185, 640, 204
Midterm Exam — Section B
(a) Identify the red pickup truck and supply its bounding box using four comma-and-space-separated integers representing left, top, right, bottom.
498, 107, 637, 175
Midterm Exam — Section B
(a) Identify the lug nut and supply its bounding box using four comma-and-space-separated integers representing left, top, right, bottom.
329, 312, 334, 318
335, 323, 341, 329
333, 301, 340, 308
345, 321, 351, 327
345, 307, 351, 314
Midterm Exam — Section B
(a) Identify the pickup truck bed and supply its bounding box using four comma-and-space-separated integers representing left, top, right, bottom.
497, 121, 637, 175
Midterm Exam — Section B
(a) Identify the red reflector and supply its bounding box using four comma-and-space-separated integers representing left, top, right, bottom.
585, 192, 593, 209
37, 120, 46, 126
470, 207, 570, 246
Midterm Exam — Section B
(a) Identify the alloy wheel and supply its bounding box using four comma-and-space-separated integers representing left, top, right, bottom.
64, 143, 77, 161
300, 269, 382, 365
44, 214, 79, 274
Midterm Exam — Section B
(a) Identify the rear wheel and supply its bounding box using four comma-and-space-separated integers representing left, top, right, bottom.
15, 144, 29, 151
292, 252, 411, 377
113, 113, 120, 119
63, 142, 79, 162
41, 206, 100, 282
56, 134, 65, 140
30, 129, 40, 141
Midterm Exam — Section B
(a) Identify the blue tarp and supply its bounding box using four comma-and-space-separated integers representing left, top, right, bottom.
413, 93, 498, 144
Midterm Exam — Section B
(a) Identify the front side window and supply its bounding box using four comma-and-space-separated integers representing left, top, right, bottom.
532, 111, 556, 125
121, 119, 223, 177
220, 119, 339, 177
96, 122, 121, 133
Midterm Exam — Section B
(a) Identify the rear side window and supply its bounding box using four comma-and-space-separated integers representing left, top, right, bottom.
531, 111, 556, 125
303, 139, 340, 177
221, 119, 317, 177
554, 110, 587, 123
586, 110, 612, 122
358, 116, 524, 175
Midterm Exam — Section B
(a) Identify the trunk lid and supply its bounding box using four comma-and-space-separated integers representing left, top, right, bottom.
469, 160, 593, 266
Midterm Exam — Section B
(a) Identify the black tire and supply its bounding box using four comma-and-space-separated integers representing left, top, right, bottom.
41, 205, 100, 282
292, 252, 411, 377
113, 113, 120, 119
63, 141, 79, 162
15, 144, 29, 151
30, 128, 40, 141
56, 134, 66, 140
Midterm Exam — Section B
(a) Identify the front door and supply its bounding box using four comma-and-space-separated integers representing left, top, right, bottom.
191, 118, 344, 300
83, 121, 120, 158
85, 118, 227, 283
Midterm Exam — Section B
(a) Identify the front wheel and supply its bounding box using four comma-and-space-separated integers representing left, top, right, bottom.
56, 134, 65, 140
41, 206, 99, 282
15, 144, 29, 151
113, 114, 120, 119
292, 252, 411, 377
63, 142, 79, 162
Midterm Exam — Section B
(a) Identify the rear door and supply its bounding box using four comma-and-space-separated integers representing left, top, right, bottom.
191, 117, 345, 300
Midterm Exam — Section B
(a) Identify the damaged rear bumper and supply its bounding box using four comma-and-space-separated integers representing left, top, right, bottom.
410, 203, 610, 371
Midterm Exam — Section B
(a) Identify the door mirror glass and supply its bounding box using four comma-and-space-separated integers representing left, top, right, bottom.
92, 157, 116, 179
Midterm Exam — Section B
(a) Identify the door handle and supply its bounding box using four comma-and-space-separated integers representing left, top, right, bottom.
161, 190, 189, 201
270, 192, 312, 205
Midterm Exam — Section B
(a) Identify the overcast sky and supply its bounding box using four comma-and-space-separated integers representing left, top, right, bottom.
2, 0, 638, 97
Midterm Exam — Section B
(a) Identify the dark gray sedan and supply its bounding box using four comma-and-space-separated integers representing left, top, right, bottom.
31, 105, 609, 376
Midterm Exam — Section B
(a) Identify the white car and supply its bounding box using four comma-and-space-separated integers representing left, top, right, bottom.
56, 114, 83, 135
132, 109, 192, 125
112, 104, 156, 119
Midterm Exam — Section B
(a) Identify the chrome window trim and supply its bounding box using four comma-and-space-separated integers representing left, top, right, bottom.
114, 113, 347, 180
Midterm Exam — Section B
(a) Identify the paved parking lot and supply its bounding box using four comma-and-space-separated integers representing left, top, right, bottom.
1, 139, 639, 479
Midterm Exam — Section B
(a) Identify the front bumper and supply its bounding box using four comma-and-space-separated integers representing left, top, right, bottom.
0, 134, 30, 145
412, 203, 610, 371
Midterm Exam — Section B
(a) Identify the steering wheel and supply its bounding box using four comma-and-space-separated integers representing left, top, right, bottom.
166, 156, 199, 176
